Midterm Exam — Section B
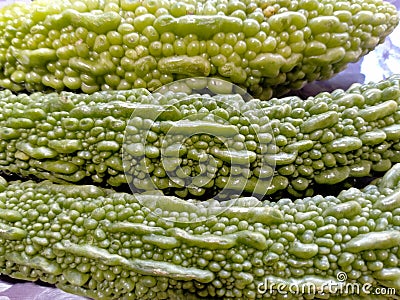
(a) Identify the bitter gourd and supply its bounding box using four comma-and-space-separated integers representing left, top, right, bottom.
0, 0, 398, 99
1, 163, 400, 299
1, 76, 400, 199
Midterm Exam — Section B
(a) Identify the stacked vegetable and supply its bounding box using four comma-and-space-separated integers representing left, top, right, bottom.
0, 0, 398, 99
1, 76, 400, 200
1, 150, 400, 299
0, 0, 399, 299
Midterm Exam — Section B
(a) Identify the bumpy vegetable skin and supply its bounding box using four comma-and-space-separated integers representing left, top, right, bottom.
1, 76, 400, 199
0, 0, 398, 99
1, 164, 400, 299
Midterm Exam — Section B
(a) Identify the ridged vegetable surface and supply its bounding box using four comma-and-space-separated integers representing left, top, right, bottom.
0, 0, 398, 99
1, 76, 400, 199
1, 163, 400, 299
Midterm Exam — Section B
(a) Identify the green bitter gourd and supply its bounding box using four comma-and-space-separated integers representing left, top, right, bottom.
1, 76, 400, 199
0, 0, 398, 99
0, 163, 400, 299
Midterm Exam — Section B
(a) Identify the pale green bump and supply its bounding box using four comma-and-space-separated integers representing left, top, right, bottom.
264, 152, 298, 166
345, 231, 400, 253
326, 137, 362, 154
358, 100, 398, 122
288, 241, 319, 259
0, 209, 23, 222
383, 124, 400, 140
322, 201, 362, 219
300, 111, 339, 134
48, 140, 83, 154
63, 269, 90, 286
0, 224, 27, 240
315, 166, 350, 185
360, 130, 386, 145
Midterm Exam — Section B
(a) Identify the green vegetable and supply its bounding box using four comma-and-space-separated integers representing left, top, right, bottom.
0, 163, 400, 299
1, 76, 400, 199
0, 0, 398, 99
